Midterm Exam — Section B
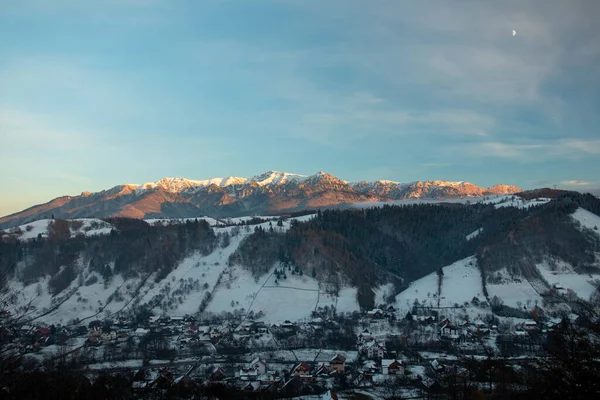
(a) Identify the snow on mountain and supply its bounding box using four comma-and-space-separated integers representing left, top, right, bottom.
8, 218, 114, 241
466, 228, 483, 241
5, 206, 600, 326
136, 176, 247, 194
248, 170, 308, 186
5, 215, 326, 325
0, 169, 524, 230
571, 207, 600, 233
483, 195, 551, 209
135, 171, 311, 194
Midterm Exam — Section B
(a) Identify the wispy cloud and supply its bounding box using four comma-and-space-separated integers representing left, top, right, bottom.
560, 180, 595, 187
454, 139, 600, 161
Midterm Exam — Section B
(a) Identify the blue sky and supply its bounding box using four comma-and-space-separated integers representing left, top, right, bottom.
1, 0, 599, 216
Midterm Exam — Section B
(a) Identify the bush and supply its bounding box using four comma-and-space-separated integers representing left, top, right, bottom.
69, 220, 84, 231
84, 275, 99, 286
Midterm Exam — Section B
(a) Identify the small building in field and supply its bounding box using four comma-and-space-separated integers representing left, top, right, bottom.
382, 359, 403, 375
329, 354, 346, 373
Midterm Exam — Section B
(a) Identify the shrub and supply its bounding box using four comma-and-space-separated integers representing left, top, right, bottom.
69, 220, 84, 231
84, 275, 99, 286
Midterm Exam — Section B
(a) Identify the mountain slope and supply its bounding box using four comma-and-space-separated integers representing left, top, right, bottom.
0, 170, 522, 229
2, 193, 599, 324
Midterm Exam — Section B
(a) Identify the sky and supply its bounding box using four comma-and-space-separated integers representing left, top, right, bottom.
1, 0, 599, 216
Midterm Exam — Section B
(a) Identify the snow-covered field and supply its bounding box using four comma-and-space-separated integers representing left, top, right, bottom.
395, 270, 440, 311
438, 257, 484, 307
395, 256, 484, 312
537, 259, 600, 301
206, 264, 360, 324
572, 207, 600, 235
486, 269, 542, 309
8, 218, 114, 241
483, 195, 551, 209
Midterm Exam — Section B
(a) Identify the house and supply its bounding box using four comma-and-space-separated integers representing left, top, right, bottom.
310, 317, 323, 328
101, 331, 117, 342
430, 359, 444, 373
382, 359, 403, 375
38, 327, 52, 336
367, 309, 384, 319
235, 325, 251, 336
473, 320, 487, 330
88, 326, 103, 337
361, 340, 386, 359
240, 357, 269, 380
250, 357, 268, 375
196, 325, 210, 335
358, 329, 373, 343
291, 362, 312, 381
523, 320, 538, 331
381, 359, 404, 375
568, 313, 579, 323
416, 315, 437, 324
362, 360, 379, 374
281, 320, 296, 332
239, 368, 259, 381
329, 354, 346, 373
353, 372, 373, 387
314, 363, 331, 377
250, 321, 268, 333
440, 323, 460, 339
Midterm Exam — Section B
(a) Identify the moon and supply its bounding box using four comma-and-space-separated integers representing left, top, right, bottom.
512, 30, 516, 36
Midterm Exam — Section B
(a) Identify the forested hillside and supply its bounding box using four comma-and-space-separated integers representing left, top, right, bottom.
0, 218, 218, 294
2, 192, 599, 312
230, 193, 600, 308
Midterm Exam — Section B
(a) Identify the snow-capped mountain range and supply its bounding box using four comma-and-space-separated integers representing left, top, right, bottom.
0, 171, 521, 229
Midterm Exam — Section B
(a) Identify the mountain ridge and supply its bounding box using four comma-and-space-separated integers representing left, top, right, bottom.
0, 170, 522, 229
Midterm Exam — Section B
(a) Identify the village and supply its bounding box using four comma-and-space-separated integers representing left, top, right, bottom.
0, 296, 586, 399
